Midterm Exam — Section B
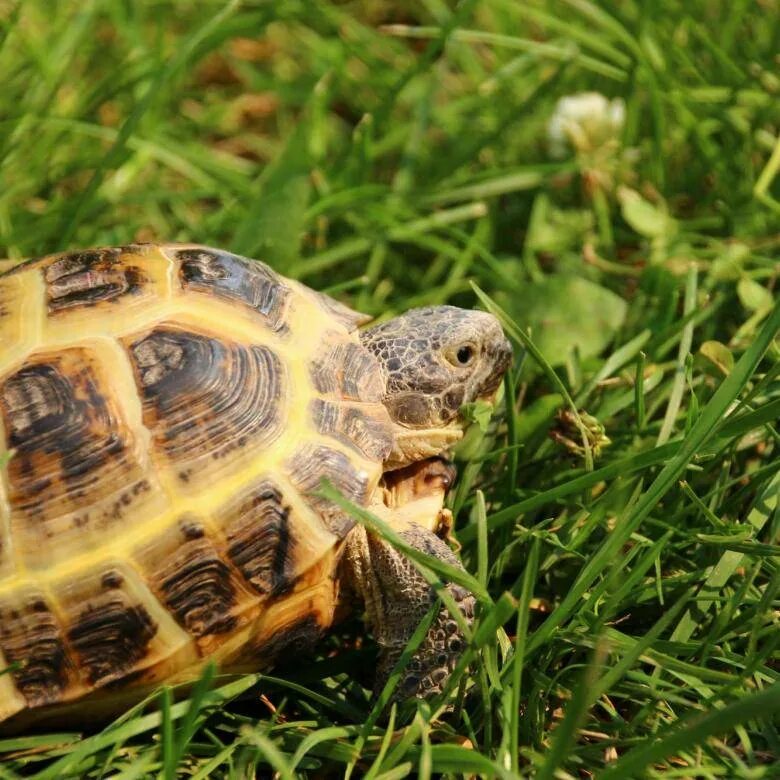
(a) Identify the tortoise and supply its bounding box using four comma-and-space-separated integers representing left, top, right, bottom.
0, 243, 511, 728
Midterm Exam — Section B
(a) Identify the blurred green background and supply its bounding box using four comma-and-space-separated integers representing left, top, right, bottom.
1, 1, 778, 777
2, 1, 777, 343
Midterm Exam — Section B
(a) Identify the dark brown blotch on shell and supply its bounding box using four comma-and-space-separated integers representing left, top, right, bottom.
67, 594, 157, 686
177, 248, 290, 332
0, 278, 16, 321
0, 351, 143, 528
310, 399, 392, 462
43, 248, 146, 312
101, 570, 124, 589
126, 327, 284, 472
287, 445, 371, 537
0, 595, 72, 706
253, 614, 323, 665
223, 480, 296, 597
150, 521, 239, 638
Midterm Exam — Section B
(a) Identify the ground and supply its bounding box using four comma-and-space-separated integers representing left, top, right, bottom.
0, 1, 778, 778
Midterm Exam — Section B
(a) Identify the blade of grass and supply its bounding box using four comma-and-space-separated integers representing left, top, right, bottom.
508, 537, 540, 775
657, 264, 698, 445
240, 726, 296, 780
317, 481, 490, 608
58, 0, 240, 246
160, 687, 175, 780
670, 469, 780, 644
472, 284, 595, 471
599, 682, 780, 779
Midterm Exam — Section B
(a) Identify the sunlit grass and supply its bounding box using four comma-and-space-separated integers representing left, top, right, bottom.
0, 1, 778, 777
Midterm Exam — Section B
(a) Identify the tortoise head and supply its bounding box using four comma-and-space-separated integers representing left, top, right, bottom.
359, 305, 512, 467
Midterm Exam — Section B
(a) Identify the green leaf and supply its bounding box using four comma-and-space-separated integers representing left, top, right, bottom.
737, 276, 773, 312
459, 400, 495, 433
699, 339, 734, 375
497, 274, 627, 367
232, 104, 315, 267
618, 186, 674, 238
711, 241, 750, 280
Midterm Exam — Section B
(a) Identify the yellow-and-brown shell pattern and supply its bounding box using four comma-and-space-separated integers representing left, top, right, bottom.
0, 244, 393, 724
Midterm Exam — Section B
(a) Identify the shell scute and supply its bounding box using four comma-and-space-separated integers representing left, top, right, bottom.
175, 247, 290, 332
50, 559, 197, 694
0, 347, 158, 568
0, 592, 73, 707
287, 444, 372, 536
222, 479, 296, 598
44, 247, 147, 313
133, 518, 253, 650
310, 399, 393, 462
309, 340, 384, 403
124, 325, 285, 483
66, 593, 157, 687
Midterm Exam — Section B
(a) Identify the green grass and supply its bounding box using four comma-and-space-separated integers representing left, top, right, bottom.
1, 0, 779, 777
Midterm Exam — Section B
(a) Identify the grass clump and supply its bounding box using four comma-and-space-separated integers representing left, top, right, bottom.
0, 1, 778, 777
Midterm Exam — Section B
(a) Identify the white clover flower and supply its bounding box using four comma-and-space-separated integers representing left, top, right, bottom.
547, 92, 626, 159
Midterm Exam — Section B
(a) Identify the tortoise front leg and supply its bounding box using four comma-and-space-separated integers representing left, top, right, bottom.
342, 520, 474, 701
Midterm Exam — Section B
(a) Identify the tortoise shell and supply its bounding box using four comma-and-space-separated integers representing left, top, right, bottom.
0, 244, 393, 724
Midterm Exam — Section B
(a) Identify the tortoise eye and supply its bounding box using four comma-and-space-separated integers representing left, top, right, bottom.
456, 345, 474, 365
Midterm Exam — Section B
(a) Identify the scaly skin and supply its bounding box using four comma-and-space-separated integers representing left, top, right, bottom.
360, 305, 512, 469
339, 458, 473, 702
345, 306, 510, 702
343, 521, 474, 701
